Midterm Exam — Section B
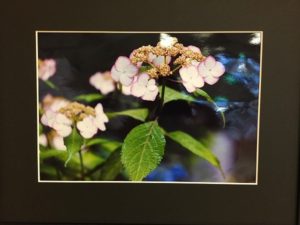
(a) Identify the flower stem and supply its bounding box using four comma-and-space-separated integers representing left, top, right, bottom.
78, 150, 85, 180
156, 79, 166, 119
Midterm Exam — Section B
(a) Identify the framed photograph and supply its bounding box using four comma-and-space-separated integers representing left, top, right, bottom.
0, 0, 299, 225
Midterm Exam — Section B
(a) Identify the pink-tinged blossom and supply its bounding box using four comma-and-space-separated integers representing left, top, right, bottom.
148, 53, 171, 67
198, 56, 225, 85
76, 103, 108, 139
38, 59, 56, 81
179, 65, 204, 93
111, 56, 138, 86
41, 111, 72, 137
94, 103, 109, 131
42, 94, 69, 112
77, 116, 98, 139
89, 71, 115, 95
131, 73, 159, 101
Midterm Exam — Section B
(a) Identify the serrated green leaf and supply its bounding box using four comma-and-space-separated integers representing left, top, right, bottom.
85, 138, 122, 152
99, 149, 122, 180
166, 131, 221, 169
194, 89, 226, 128
74, 93, 103, 102
159, 86, 196, 104
107, 108, 149, 122
121, 121, 166, 181
64, 127, 84, 166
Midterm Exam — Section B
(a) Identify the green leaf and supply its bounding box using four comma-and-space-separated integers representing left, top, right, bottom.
107, 108, 149, 122
166, 131, 221, 169
64, 127, 84, 166
121, 121, 166, 181
85, 138, 122, 152
159, 86, 196, 104
99, 149, 122, 180
194, 89, 226, 128
74, 93, 103, 102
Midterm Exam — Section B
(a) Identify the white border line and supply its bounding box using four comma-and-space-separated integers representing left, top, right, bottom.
36, 31, 263, 185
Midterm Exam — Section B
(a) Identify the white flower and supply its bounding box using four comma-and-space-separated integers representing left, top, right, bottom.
39, 134, 48, 147
131, 73, 159, 101
111, 56, 138, 86
77, 116, 98, 139
158, 33, 178, 48
41, 110, 57, 127
41, 111, 72, 137
179, 65, 204, 93
148, 53, 171, 67
50, 134, 67, 151
38, 59, 56, 81
89, 71, 115, 95
76, 103, 108, 139
42, 94, 69, 112
94, 103, 109, 131
198, 56, 225, 85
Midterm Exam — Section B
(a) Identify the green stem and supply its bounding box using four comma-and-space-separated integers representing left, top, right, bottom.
78, 150, 85, 180
156, 79, 166, 119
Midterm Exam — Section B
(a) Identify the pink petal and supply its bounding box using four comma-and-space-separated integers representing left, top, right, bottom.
115, 56, 131, 71
198, 62, 212, 78
125, 63, 138, 77
179, 67, 191, 82
182, 82, 196, 93
204, 56, 216, 69
188, 45, 201, 54
111, 65, 120, 82
120, 73, 134, 86
137, 73, 150, 85
142, 89, 158, 101
204, 76, 219, 85
131, 83, 146, 97
191, 75, 204, 88
212, 62, 225, 77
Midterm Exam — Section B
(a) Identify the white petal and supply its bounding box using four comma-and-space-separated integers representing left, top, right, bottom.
120, 73, 134, 86
198, 62, 213, 78
137, 73, 149, 85
115, 56, 131, 71
191, 74, 205, 88
212, 62, 225, 77
95, 103, 104, 115
111, 65, 121, 82
125, 63, 138, 77
76, 117, 98, 139
188, 45, 201, 54
204, 76, 219, 85
131, 83, 146, 97
179, 67, 191, 82
41, 110, 57, 127
182, 82, 196, 93
94, 117, 106, 131
55, 113, 72, 125
204, 56, 216, 69
142, 89, 158, 101
53, 123, 72, 137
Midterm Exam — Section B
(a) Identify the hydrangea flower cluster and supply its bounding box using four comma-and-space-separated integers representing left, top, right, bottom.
41, 102, 108, 139
108, 34, 225, 99
38, 59, 56, 81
